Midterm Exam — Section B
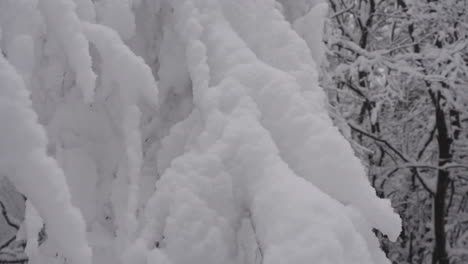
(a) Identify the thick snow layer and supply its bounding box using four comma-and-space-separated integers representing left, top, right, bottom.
221, 0, 321, 94
24, 201, 42, 263
83, 21, 159, 251
0, 51, 92, 264
38, 0, 97, 103
82, 22, 158, 106
5, 35, 35, 88
72, 0, 96, 22
95, 0, 136, 40
130, 1, 400, 264
205, 0, 401, 242
292, 2, 329, 66
276, 0, 327, 22
0, 1, 400, 264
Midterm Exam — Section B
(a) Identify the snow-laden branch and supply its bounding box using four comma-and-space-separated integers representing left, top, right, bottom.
24, 201, 43, 263
0, 52, 91, 264
130, 1, 400, 264
329, 2, 355, 18
82, 21, 158, 249
0, 1, 404, 264
348, 122, 409, 162
393, 163, 468, 172
216, 0, 401, 242
37, 0, 96, 103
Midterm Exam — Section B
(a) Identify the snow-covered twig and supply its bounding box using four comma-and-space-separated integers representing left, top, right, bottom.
394, 163, 468, 172
348, 122, 408, 162
329, 3, 355, 19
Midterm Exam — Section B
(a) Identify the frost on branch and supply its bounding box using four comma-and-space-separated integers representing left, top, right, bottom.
0, 0, 400, 264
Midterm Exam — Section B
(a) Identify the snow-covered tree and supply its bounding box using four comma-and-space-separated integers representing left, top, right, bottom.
323, 0, 468, 263
0, 1, 400, 264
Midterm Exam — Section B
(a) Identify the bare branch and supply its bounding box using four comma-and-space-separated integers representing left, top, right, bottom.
348, 122, 409, 162
0, 201, 20, 230
330, 2, 355, 18
0, 236, 16, 251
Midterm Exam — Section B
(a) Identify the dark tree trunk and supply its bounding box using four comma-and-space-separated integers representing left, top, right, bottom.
431, 91, 452, 264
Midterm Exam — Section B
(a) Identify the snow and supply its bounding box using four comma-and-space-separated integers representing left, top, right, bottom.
24, 201, 42, 263
214, 96, 376, 264
95, 0, 136, 40
0, 49, 92, 264
72, 0, 96, 22
0, 1, 400, 264
5, 35, 35, 88
82, 21, 159, 251
38, 0, 97, 103
276, 0, 327, 22
205, 0, 401, 242
221, 0, 322, 94
292, 2, 329, 66
82, 22, 158, 106
132, 1, 400, 264
156, 23, 194, 134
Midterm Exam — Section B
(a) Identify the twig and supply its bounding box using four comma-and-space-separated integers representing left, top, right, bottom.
0, 257, 28, 264
349, 123, 437, 195
0, 236, 16, 251
247, 211, 263, 264
0, 201, 19, 230
417, 123, 436, 159
394, 163, 468, 171
330, 2, 355, 18
348, 122, 408, 162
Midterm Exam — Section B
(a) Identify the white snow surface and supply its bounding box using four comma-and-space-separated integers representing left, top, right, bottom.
24, 201, 43, 263
0, 49, 92, 264
38, 0, 97, 103
0, 1, 401, 264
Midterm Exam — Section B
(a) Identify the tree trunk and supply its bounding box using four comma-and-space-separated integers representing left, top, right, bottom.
431, 91, 452, 264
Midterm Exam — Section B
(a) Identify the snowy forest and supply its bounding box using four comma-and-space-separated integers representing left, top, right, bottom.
0, 0, 466, 264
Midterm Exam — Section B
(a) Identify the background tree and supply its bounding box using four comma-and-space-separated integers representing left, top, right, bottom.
323, 0, 468, 263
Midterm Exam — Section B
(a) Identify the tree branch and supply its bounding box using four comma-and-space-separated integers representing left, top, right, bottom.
0, 201, 20, 230
247, 211, 264, 264
417, 122, 437, 159
348, 122, 409, 162
0, 236, 16, 251
330, 2, 355, 18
